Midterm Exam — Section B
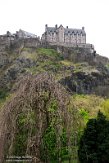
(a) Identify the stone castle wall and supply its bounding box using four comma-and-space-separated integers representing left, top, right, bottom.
0, 34, 94, 55
23, 38, 41, 48
0, 35, 41, 51
42, 41, 94, 54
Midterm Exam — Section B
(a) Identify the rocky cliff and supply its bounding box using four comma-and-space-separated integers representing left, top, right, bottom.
0, 42, 109, 97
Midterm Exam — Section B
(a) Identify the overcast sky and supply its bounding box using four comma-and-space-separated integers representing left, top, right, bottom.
0, 0, 109, 57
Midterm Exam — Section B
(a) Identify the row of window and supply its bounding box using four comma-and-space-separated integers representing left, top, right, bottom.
48, 32, 85, 36
47, 35, 85, 39
47, 33, 85, 37
47, 37, 85, 42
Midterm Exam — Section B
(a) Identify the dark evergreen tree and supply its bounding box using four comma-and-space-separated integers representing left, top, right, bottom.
78, 111, 109, 163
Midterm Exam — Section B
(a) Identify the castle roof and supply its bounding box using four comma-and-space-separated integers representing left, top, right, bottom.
65, 28, 86, 35
18, 29, 37, 38
46, 27, 56, 33
46, 26, 86, 35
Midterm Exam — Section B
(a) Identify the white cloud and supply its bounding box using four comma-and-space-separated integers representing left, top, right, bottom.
0, 0, 109, 57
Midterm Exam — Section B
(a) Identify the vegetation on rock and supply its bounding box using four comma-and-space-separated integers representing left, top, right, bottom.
0, 46, 109, 162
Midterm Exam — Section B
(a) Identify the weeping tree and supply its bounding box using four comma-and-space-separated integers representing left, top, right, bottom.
0, 73, 79, 163
78, 111, 109, 163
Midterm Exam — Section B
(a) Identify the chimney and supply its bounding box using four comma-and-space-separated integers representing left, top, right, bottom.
45, 24, 48, 32
55, 24, 58, 28
7, 31, 11, 37
82, 27, 85, 30
66, 26, 68, 29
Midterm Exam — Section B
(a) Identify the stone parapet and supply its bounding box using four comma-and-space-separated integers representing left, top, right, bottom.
43, 41, 94, 53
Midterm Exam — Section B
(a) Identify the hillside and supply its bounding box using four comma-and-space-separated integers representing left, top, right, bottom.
0, 43, 109, 162
0, 45, 109, 96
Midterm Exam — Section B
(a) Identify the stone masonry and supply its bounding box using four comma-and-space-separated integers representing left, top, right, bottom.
0, 29, 40, 50
42, 24, 86, 44
0, 26, 94, 52
41, 24, 94, 52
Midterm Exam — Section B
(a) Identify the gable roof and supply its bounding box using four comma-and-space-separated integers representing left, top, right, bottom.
58, 25, 64, 28
65, 28, 86, 35
46, 26, 86, 35
19, 29, 37, 37
46, 27, 57, 33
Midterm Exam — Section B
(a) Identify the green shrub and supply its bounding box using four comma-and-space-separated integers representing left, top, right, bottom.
37, 48, 63, 60
79, 108, 89, 123
101, 99, 109, 118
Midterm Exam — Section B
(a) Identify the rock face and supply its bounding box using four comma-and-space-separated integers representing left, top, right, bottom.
0, 41, 109, 97
60, 66, 109, 97
0, 52, 10, 68
0, 55, 30, 90
57, 46, 109, 66
44, 44, 109, 66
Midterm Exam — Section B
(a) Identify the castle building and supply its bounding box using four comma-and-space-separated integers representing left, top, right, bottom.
0, 26, 94, 52
16, 29, 37, 38
42, 24, 86, 45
